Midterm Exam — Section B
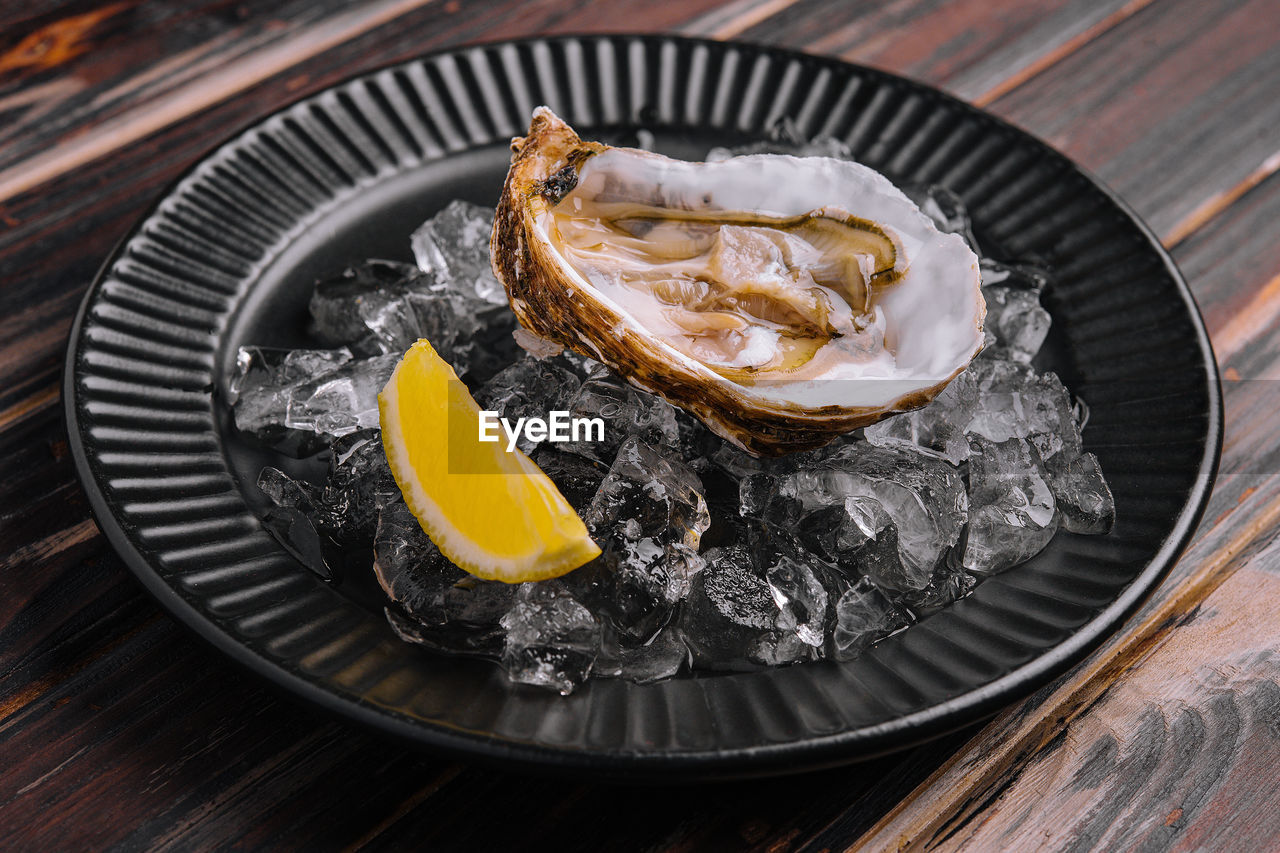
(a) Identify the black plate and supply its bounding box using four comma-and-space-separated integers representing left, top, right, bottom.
64, 35, 1221, 780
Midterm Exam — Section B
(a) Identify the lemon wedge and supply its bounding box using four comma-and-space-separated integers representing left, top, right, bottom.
378, 339, 601, 583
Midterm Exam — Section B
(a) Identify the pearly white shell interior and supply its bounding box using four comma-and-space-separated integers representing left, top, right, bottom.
532, 147, 984, 410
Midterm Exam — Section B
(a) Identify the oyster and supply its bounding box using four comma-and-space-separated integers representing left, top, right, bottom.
491, 108, 984, 455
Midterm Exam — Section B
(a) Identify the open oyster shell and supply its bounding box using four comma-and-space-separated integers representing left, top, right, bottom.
491, 108, 984, 456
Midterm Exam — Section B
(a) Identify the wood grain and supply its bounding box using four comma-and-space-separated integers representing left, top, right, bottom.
984, 0, 1280, 242
0, 0, 761, 201
0, 0, 436, 200
730, 0, 1151, 101
1174, 172, 1280, 359
931, 565, 1280, 852
1, 0, 1278, 849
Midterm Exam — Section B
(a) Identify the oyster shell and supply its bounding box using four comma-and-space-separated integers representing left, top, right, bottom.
491, 108, 984, 455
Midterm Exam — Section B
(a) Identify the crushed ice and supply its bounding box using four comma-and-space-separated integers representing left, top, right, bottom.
231, 136, 1115, 694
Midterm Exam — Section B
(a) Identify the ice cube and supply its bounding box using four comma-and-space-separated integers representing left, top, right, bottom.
256, 466, 344, 579
257, 465, 320, 513
254, 429, 397, 560
373, 500, 514, 655
363, 291, 483, 368
530, 447, 608, 512
523, 345, 600, 379
511, 326, 564, 358
673, 407, 717, 463
232, 346, 360, 454
282, 353, 399, 439
707, 439, 767, 481
372, 498, 457, 620
411, 200, 507, 305
307, 252, 516, 379
559, 368, 681, 463
1051, 452, 1116, 534
982, 285, 1051, 363
785, 488, 974, 610
566, 537, 703, 644
964, 436, 1058, 575
794, 497, 917, 592
829, 577, 910, 661
679, 560, 814, 670
584, 437, 710, 549
765, 554, 830, 648
967, 358, 1083, 468
308, 260, 423, 347
556, 349, 601, 378
473, 356, 583, 454
738, 471, 801, 529
500, 582, 601, 694
316, 429, 401, 542
595, 627, 690, 684
980, 257, 1049, 294
898, 563, 977, 618
864, 369, 978, 464
699, 538, 758, 576
906, 185, 979, 252
751, 629, 820, 667
230, 346, 355, 402
793, 504, 866, 564
386, 605, 500, 658
753, 444, 968, 588
466, 311, 524, 385
571, 436, 710, 641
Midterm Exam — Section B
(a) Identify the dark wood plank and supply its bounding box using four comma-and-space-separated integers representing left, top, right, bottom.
678, 0, 808, 39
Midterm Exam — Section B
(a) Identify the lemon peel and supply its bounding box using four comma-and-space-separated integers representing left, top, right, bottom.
378, 339, 600, 582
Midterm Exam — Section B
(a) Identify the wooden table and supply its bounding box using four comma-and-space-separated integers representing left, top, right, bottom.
3, 1, 1277, 849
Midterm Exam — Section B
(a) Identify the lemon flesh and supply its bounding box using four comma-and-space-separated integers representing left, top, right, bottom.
378, 339, 601, 583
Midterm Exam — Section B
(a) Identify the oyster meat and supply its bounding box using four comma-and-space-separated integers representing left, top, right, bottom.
492, 108, 984, 455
